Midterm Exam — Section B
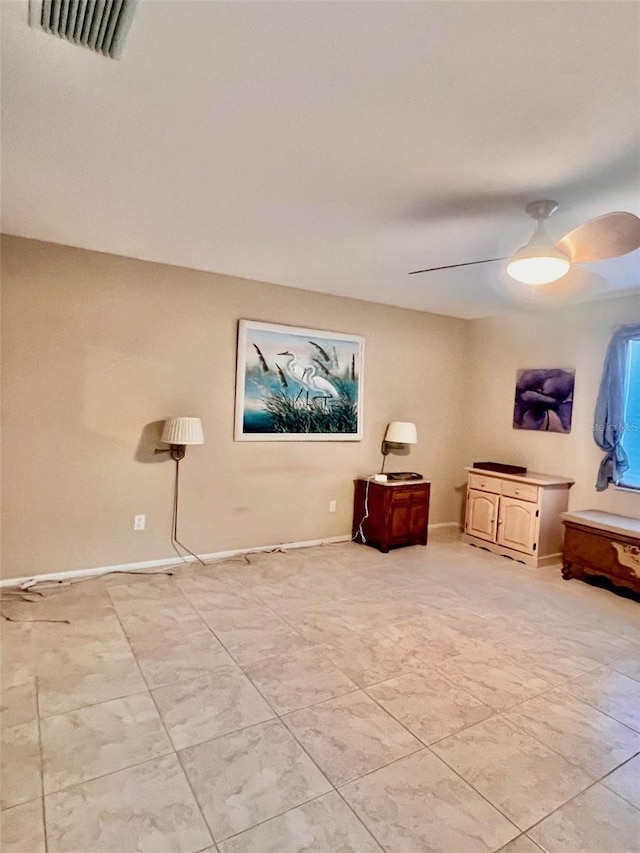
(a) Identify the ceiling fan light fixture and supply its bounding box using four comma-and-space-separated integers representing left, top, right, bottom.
410, 200, 640, 291
506, 244, 571, 286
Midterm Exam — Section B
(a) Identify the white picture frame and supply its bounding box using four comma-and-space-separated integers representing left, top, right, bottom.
234, 320, 364, 441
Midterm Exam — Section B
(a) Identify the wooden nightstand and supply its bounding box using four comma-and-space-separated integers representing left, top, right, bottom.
352, 478, 431, 553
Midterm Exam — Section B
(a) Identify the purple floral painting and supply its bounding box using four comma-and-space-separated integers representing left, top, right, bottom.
513, 368, 575, 433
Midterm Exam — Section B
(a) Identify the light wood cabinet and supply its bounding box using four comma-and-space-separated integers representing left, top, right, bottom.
466, 490, 499, 542
463, 468, 573, 567
496, 497, 537, 554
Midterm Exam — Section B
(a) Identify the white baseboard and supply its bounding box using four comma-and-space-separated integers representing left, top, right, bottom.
0, 523, 462, 589
0, 535, 352, 589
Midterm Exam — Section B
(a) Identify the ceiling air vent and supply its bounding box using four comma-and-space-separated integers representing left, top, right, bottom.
29, 0, 137, 59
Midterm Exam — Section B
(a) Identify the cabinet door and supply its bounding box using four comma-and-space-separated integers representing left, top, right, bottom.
389, 503, 427, 540
465, 489, 499, 542
408, 502, 429, 538
497, 497, 538, 554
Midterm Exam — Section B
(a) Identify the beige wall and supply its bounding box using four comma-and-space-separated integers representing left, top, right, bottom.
463, 294, 640, 517
1, 236, 469, 578
4, 236, 638, 580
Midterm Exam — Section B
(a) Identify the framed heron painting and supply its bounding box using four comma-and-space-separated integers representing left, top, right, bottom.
235, 320, 364, 440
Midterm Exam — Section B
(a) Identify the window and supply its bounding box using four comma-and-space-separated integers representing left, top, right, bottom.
620, 337, 640, 489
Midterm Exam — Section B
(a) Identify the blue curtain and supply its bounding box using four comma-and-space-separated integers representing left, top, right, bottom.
594, 323, 640, 490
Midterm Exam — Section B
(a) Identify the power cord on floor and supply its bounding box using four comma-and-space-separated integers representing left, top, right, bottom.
0, 567, 175, 624
0, 588, 71, 623
1, 613, 70, 624
0, 539, 349, 624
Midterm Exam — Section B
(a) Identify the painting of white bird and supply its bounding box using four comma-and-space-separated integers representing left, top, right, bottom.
303, 364, 339, 401
235, 320, 364, 440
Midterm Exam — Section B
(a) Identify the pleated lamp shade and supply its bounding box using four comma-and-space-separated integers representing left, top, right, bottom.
161, 417, 204, 445
385, 421, 417, 444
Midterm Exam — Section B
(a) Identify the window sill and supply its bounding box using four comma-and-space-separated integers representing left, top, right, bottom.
615, 484, 640, 494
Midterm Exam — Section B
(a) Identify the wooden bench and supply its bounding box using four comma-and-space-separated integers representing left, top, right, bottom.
561, 510, 640, 595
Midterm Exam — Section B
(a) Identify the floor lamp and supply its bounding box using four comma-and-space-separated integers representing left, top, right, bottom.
156, 416, 206, 565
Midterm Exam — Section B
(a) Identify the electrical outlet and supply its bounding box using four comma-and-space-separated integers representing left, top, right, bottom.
329, 500, 337, 513
134, 514, 146, 531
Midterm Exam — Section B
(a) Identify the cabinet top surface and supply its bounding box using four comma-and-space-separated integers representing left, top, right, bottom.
356, 477, 431, 486
465, 467, 574, 487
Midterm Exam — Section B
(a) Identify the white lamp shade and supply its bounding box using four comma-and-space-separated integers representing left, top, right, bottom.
385, 421, 417, 444
161, 417, 204, 445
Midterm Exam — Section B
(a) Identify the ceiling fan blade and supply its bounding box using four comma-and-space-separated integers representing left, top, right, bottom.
409, 257, 508, 275
555, 212, 640, 263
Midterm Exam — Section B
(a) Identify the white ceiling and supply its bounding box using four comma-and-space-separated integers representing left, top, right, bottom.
2, 0, 639, 319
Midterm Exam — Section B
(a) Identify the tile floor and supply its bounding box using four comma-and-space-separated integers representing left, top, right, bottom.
1, 529, 639, 852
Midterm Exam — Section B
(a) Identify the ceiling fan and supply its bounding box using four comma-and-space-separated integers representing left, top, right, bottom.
409, 200, 640, 286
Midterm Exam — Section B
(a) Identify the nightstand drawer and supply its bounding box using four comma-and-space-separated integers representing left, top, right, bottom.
468, 473, 501, 494
501, 480, 538, 503
390, 486, 429, 503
